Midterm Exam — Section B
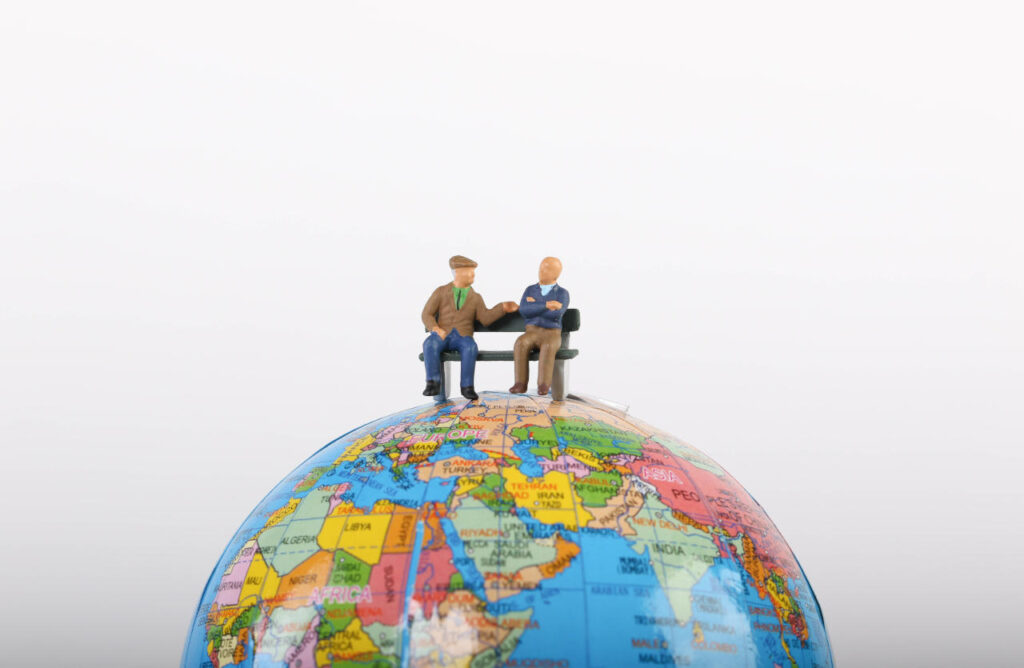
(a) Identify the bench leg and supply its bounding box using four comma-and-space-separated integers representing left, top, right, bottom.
436, 360, 452, 403
551, 360, 567, 401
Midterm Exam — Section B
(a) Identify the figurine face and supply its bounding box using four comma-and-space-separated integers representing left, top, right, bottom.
453, 266, 475, 288
538, 257, 562, 285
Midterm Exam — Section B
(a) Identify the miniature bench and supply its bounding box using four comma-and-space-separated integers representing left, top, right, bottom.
418, 308, 580, 402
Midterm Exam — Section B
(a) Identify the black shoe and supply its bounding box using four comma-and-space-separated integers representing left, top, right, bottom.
423, 380, 440, 396
461, 386, 479, 401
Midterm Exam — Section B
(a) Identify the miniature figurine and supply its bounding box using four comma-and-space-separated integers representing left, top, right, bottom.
421, 255, 518, 401
509, 257, 569, 396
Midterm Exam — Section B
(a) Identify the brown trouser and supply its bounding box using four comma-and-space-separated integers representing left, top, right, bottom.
513, 325, 563, 386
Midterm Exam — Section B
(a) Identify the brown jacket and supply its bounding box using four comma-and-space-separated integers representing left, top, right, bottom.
422, 282, 505, 337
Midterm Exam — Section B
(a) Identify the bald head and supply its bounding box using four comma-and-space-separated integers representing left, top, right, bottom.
538, 257, 562, 284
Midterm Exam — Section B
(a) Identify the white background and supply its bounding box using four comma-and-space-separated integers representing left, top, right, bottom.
2, 2, 1022, 666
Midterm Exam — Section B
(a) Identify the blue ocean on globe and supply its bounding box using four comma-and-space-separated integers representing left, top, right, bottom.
183, 393, 833, 667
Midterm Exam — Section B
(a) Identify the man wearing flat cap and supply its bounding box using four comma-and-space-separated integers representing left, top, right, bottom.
421, 255, 518, 400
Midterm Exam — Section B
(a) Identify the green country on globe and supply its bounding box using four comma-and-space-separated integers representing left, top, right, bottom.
183, 393, 833, 667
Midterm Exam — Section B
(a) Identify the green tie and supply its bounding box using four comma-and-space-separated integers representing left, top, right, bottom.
453, 286, 468, 310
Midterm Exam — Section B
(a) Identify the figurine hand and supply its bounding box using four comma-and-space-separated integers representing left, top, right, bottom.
525, 296, 536, 302
432, 327, 447, 339
502, 301, 519, 313
546, 300, 563, 310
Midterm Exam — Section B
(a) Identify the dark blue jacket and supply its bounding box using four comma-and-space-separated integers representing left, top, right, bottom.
518, 283, 570, 329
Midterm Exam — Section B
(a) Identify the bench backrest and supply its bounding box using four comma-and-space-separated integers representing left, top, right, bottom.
474, 308, 580, 333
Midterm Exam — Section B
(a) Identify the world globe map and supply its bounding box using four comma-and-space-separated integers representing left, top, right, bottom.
183, 393, 833, 667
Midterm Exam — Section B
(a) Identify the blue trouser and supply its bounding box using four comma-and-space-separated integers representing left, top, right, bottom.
423, 330, 478, 388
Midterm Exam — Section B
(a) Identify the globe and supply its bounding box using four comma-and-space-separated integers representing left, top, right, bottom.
183, 393, 833, 667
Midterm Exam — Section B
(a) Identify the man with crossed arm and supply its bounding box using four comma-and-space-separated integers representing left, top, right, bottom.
509, 257, 569, 396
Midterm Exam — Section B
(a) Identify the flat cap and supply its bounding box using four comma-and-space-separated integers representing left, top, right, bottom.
449, 255, 478, 269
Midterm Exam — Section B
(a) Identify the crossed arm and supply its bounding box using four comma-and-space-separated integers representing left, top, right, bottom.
519, 288, 568, 323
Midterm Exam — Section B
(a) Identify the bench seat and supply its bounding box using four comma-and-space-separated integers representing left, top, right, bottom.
418, 348, 579, 363
419, 308, 580, 401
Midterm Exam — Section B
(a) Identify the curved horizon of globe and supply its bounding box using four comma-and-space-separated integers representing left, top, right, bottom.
183, 392, 833, 667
